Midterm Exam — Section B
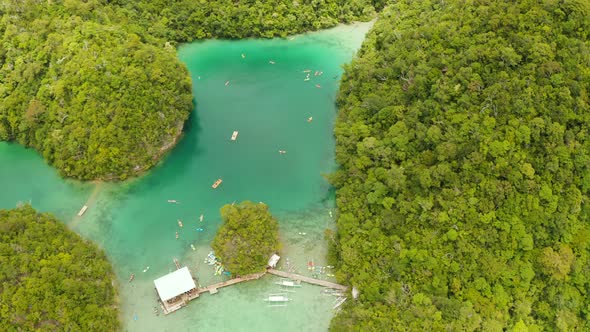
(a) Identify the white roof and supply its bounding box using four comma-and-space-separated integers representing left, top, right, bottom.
153, 267, 196, 301
268, 254, 280, 268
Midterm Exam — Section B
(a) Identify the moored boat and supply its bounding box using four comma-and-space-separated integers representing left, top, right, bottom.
212, 179, 223, 189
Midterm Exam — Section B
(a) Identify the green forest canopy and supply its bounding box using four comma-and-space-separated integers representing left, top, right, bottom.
0, 0, 381, 180
212, 201, 280, 276
331, 0, 590, 331
0, 205, 119, 331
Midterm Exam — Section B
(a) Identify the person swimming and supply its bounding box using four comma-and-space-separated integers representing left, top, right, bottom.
129, 273, 135, 282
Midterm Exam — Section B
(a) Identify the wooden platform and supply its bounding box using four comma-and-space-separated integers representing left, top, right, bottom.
267, 269, 347, 291
196, 272, 265, 296
159, 269, 346, 315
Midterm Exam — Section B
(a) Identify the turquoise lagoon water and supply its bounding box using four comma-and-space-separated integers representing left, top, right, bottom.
0, 22, 372, 331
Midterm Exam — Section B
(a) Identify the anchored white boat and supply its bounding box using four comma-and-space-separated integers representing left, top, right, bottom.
264, 293, 291, 307
275, 279, 301, 288
77, 205, 88, 216
333, 297, 347, 309
231, 131, 239, 141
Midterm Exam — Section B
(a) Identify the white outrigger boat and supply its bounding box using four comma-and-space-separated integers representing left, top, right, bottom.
231, 131, 239, 141
77, 205, 88, 217
275, 279, 301, 288
264, 293, 291, 307
333, 297, 347, 310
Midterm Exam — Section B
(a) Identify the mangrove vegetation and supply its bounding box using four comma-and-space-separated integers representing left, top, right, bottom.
0, 0, 381, 180
0, 205, 119, 331
331, 0, 590, 331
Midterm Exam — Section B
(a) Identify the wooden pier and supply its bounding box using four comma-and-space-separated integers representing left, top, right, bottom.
196, 272, 266, 296
267, 269, 347, 291
158, 268, 347, 315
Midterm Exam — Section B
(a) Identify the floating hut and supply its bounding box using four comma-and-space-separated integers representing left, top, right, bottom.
154, 266, 198, 314
267, 254, 281, 268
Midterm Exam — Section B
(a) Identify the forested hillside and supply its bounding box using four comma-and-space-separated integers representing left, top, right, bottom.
0, 1, 193, 180
112, 0, 385, 41
0, 205, 119, 330
331, 0, 590, 330
0, 0, 381, 180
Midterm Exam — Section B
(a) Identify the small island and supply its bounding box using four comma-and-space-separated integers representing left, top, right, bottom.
212, 201, 280, 276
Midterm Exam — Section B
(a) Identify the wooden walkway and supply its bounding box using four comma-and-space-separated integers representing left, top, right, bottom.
160, 269, 346, 315
196, 271, 266, 296
267, 269, 347, 291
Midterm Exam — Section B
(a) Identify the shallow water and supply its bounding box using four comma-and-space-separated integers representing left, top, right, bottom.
0, 22, 371, 331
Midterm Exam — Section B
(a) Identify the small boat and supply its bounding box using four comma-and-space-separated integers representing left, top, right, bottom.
307, 117, 313, 122
77, 205, 88, 217
143, 266, 150, 273
175, 231, 179, 239
128, 273, 135, 282
231, 131, 239, 141
278, 150, 286, 154
269, 60, 275, 64
225, 80, 230, 86
178, 219, 183, 227
167, 200, 178, 203
205, 251, 217, 265
191, 244, 196, 251
196, 228, 204, 232
315, 84, 321, 88
275, 279, 301, 288
264, 293, 292, 306
212, 178, 223, 189
199, 214, 204, 222
241, 53, 245, 58
302, 69, 311, 73
333, 297, 347, 309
